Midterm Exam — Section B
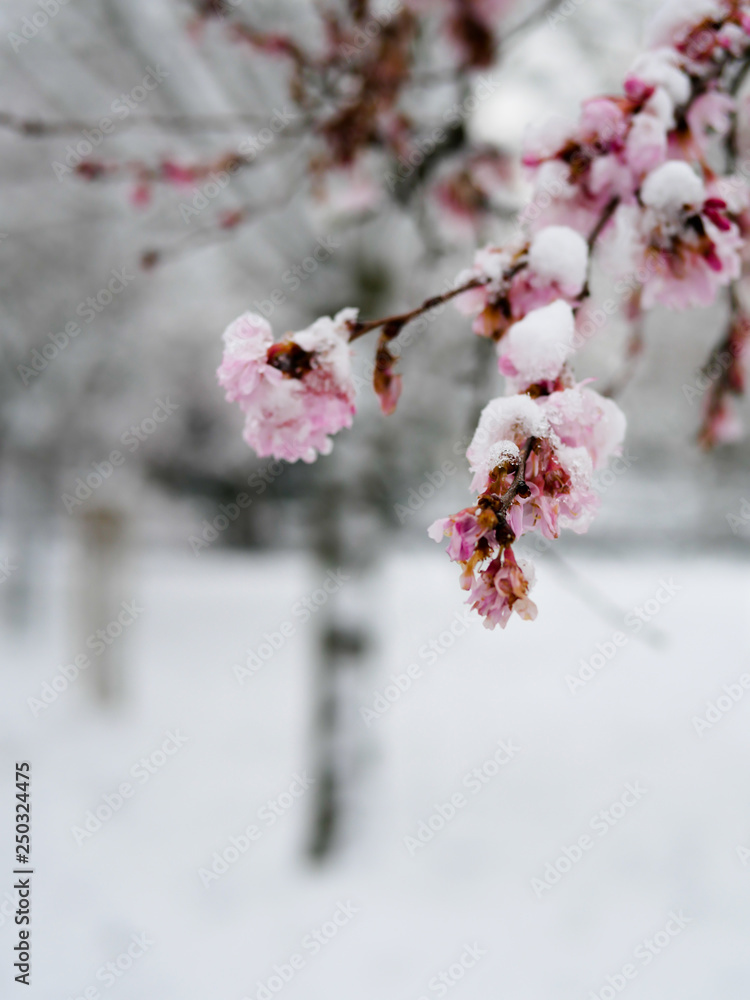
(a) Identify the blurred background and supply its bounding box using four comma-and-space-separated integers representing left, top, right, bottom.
1, 0, 749, 997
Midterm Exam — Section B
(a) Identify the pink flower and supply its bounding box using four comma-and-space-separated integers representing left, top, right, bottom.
432, 150, 513, 239
217, 309, 358, 463
428, 507, 497, 563
624, 50, 691, 127
429, 375, 625, 626
612, 161, 743, 309
428, 514, 538, 629
161, 161, 198, 187
467, 387, 624, 535
540, 384, 627, 470
522, 95, 669, 233
497, 300, 576, 387
453, 227, 588, 340
685, 91, 735, 158
466, 549, 538, 630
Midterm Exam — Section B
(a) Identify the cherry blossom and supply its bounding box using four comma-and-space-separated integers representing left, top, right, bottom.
217, 309, 358, 463
429, 378, 625, 627
453, 227, 588, 340
612, 161, 743, 309
217, 0, 750, 628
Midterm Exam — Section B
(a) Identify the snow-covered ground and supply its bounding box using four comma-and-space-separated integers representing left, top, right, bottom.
2, 542, 750, 999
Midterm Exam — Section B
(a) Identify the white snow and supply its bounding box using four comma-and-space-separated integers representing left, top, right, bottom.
486, 440, 522, 471
2, 543, 750, 999
528, 226, 589, 294
641, 160, 706, 213
501, 300, 576, 385
627, 49, 691, 108
644, 0, 722, 48
468, 393, 550, 482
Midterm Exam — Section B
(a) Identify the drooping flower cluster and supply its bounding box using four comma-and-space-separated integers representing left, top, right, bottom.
522, 1, 750, 309
429, 302, 626, 628
217, 310, 358, 463
614, 160, 742, 308
217, 0, 750, 629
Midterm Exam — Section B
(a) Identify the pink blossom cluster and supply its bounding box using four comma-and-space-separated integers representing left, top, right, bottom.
522, 0, 750, 309
217, 309, 358, 463
430, 302, 626, 628
453, 226, 589, 342
217, 0, 750, 630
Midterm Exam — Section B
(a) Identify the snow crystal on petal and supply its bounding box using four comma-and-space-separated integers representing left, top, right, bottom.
528, 227, 588, 296
498, 300, 576, 386
467, 394, 549, 491
641, 161, 705, 213
627, 49, 691, 107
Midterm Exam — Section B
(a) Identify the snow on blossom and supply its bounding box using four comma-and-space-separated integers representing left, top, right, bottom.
540, 385, 627, 469
625, 50, 691, 126
522, 94, 669, 232
640, 159, 705, 212
497, 300, 576, 387
644, 0, 724, 49
466, 385, 619, 536
527, 227, 589, 296
610, 161, 744, 309
430, 376, 627, 627
217, 309, 358, 463
467, 394, 549, 492
452, 227, 588, 340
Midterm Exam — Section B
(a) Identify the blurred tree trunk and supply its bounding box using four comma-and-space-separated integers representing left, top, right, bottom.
76, 507, 128, 705
305, 472, 382, 861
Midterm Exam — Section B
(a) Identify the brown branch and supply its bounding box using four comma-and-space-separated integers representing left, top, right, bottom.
346, 277, 488, 342
587, 195, 619, 250
495, 437, 535, 517
0, 110, 302, 137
